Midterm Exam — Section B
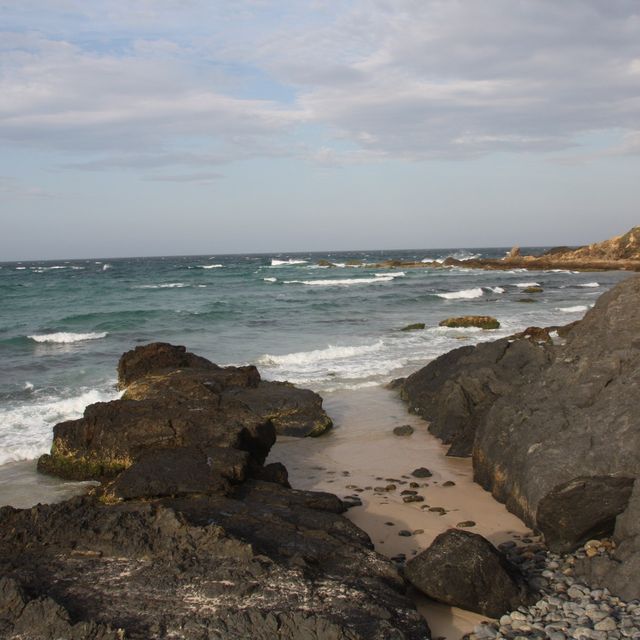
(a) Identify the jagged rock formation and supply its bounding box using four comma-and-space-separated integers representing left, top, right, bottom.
398, 276, 640, 599
2, 343, 430, 640
541, 226, 640, 262
38, 343, 332, 481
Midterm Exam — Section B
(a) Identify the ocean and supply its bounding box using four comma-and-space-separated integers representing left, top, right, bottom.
0, 247, 630, 501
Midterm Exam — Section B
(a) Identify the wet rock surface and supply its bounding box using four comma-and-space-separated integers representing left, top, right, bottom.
4, 343, 430, 640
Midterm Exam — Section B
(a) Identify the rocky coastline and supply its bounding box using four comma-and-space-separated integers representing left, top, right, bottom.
1, 343, 429, 639
1, 271, 639, 639
397, 273, 640, 638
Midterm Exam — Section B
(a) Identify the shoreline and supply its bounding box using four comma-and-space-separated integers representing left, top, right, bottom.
269, 385, 531, 638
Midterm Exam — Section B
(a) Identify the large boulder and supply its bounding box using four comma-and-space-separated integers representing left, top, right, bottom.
400, 337, 551, 456
404, 529, 533, 617
473, 275, 640, 552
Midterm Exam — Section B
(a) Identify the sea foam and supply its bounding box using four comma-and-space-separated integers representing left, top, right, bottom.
558, 305, 589, 313
284, 276, 395, 286
199, 264, 223, 269
0, 386, 119, 465
436, 287, 484, 300
271, 259, 308, 266
28, 332, 108, 344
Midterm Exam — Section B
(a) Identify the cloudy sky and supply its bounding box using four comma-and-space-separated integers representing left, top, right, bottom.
1, 1, 639, 260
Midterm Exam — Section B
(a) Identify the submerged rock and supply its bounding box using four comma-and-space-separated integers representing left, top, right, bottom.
439, 316, 500, 330
400, 323, 426, 332
404, 529, 534, 617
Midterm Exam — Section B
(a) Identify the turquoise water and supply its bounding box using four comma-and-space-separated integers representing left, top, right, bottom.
0, 248, 630, 467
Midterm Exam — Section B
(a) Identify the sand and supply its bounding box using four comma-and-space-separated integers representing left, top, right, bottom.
268, 385, 531, 639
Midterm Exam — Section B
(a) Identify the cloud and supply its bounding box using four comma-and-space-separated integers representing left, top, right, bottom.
1, 1, 640, 168
0, 176, 55, 199
143, 171, 223, 184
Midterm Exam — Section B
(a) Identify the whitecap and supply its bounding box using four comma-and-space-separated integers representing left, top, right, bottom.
102, 264, 111, 271
271, 259, 308, 266
15, 266, 26, 270
487, 286, 505, 294
136, 282, 188, 289
263, 277, 277, 283
578, 282, 600, 288
199, 264, 223, 269
284, 276, 395, 286
375, 271, 405, 278
28, 332, 108, 344
557, 305, 589, 313
258, 341, 385, 368
436, 287, 484, 300
516, 282, 541, 288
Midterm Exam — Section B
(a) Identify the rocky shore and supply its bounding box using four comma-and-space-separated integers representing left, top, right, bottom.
397, 274, 640, 637
1, 344, 429, 639
1, 272, 639, 639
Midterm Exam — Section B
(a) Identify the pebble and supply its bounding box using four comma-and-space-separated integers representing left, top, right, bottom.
411, 467, 433, 478
467, 537, 640, 640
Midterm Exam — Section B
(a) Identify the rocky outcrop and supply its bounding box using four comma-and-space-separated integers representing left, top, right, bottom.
38, 343, 332, 481
4, 344, 430, 639
398, 275, 640, 599
439, 316, 500, 330
404, 529, 534, 617
399, 337, 552, 456
473, 275, 640, 553
541, 226, 640, 262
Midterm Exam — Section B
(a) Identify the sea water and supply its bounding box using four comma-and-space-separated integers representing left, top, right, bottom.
0, 247, 630, 497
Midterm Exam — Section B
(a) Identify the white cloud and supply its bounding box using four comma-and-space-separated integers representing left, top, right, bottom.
1, 1, 640, 167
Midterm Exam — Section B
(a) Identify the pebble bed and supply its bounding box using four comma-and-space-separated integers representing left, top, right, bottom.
466, 538, 640, 640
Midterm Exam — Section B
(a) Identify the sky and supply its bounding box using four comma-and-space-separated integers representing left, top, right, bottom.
1, 0, 639, 260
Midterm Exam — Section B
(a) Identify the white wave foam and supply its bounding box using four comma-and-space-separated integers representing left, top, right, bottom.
284, 276, 395, 286
271, 259, 308, 266
137, 282, 188, 289
28, 332, 108, 344
102, 264, 111, 271
15, 266, 26, 270
558, 305, 589, 313
578, 282, 600, 288
0, 386, 119, 465
23, 382, 34, 391
516, 282, 541, 288
375, 271, 405, 278
436, 287, 484, 300
263, 277, 277, 283
487, 286, 505, 294
259, 341, 385, 368
199, 264, 223, 269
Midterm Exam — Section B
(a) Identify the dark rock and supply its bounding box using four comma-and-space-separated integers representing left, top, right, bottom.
222, 381, 332, 437
403, 496, 424, 503
399, 337, 551, 457
439, 316, 500, 330
404, 529, 534, 617
411, 468, 432, 478
474, 275, 640, 552
401, 323, 426, 332
107, 446, 249, 500
456, 521, 476, 528
117, 342, 233, 388
254, 462, 291, 487
522, 286, 543, 293
393, 425, 414, 436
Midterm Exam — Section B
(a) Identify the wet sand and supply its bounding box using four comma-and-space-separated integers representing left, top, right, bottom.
269, 385, 531, 639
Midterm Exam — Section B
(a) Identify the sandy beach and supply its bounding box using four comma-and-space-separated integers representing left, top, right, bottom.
269, 385, 531, 638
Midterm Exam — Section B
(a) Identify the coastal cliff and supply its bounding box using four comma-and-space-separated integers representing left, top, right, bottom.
398, 274, 640, 600
1, 344, 429, 640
